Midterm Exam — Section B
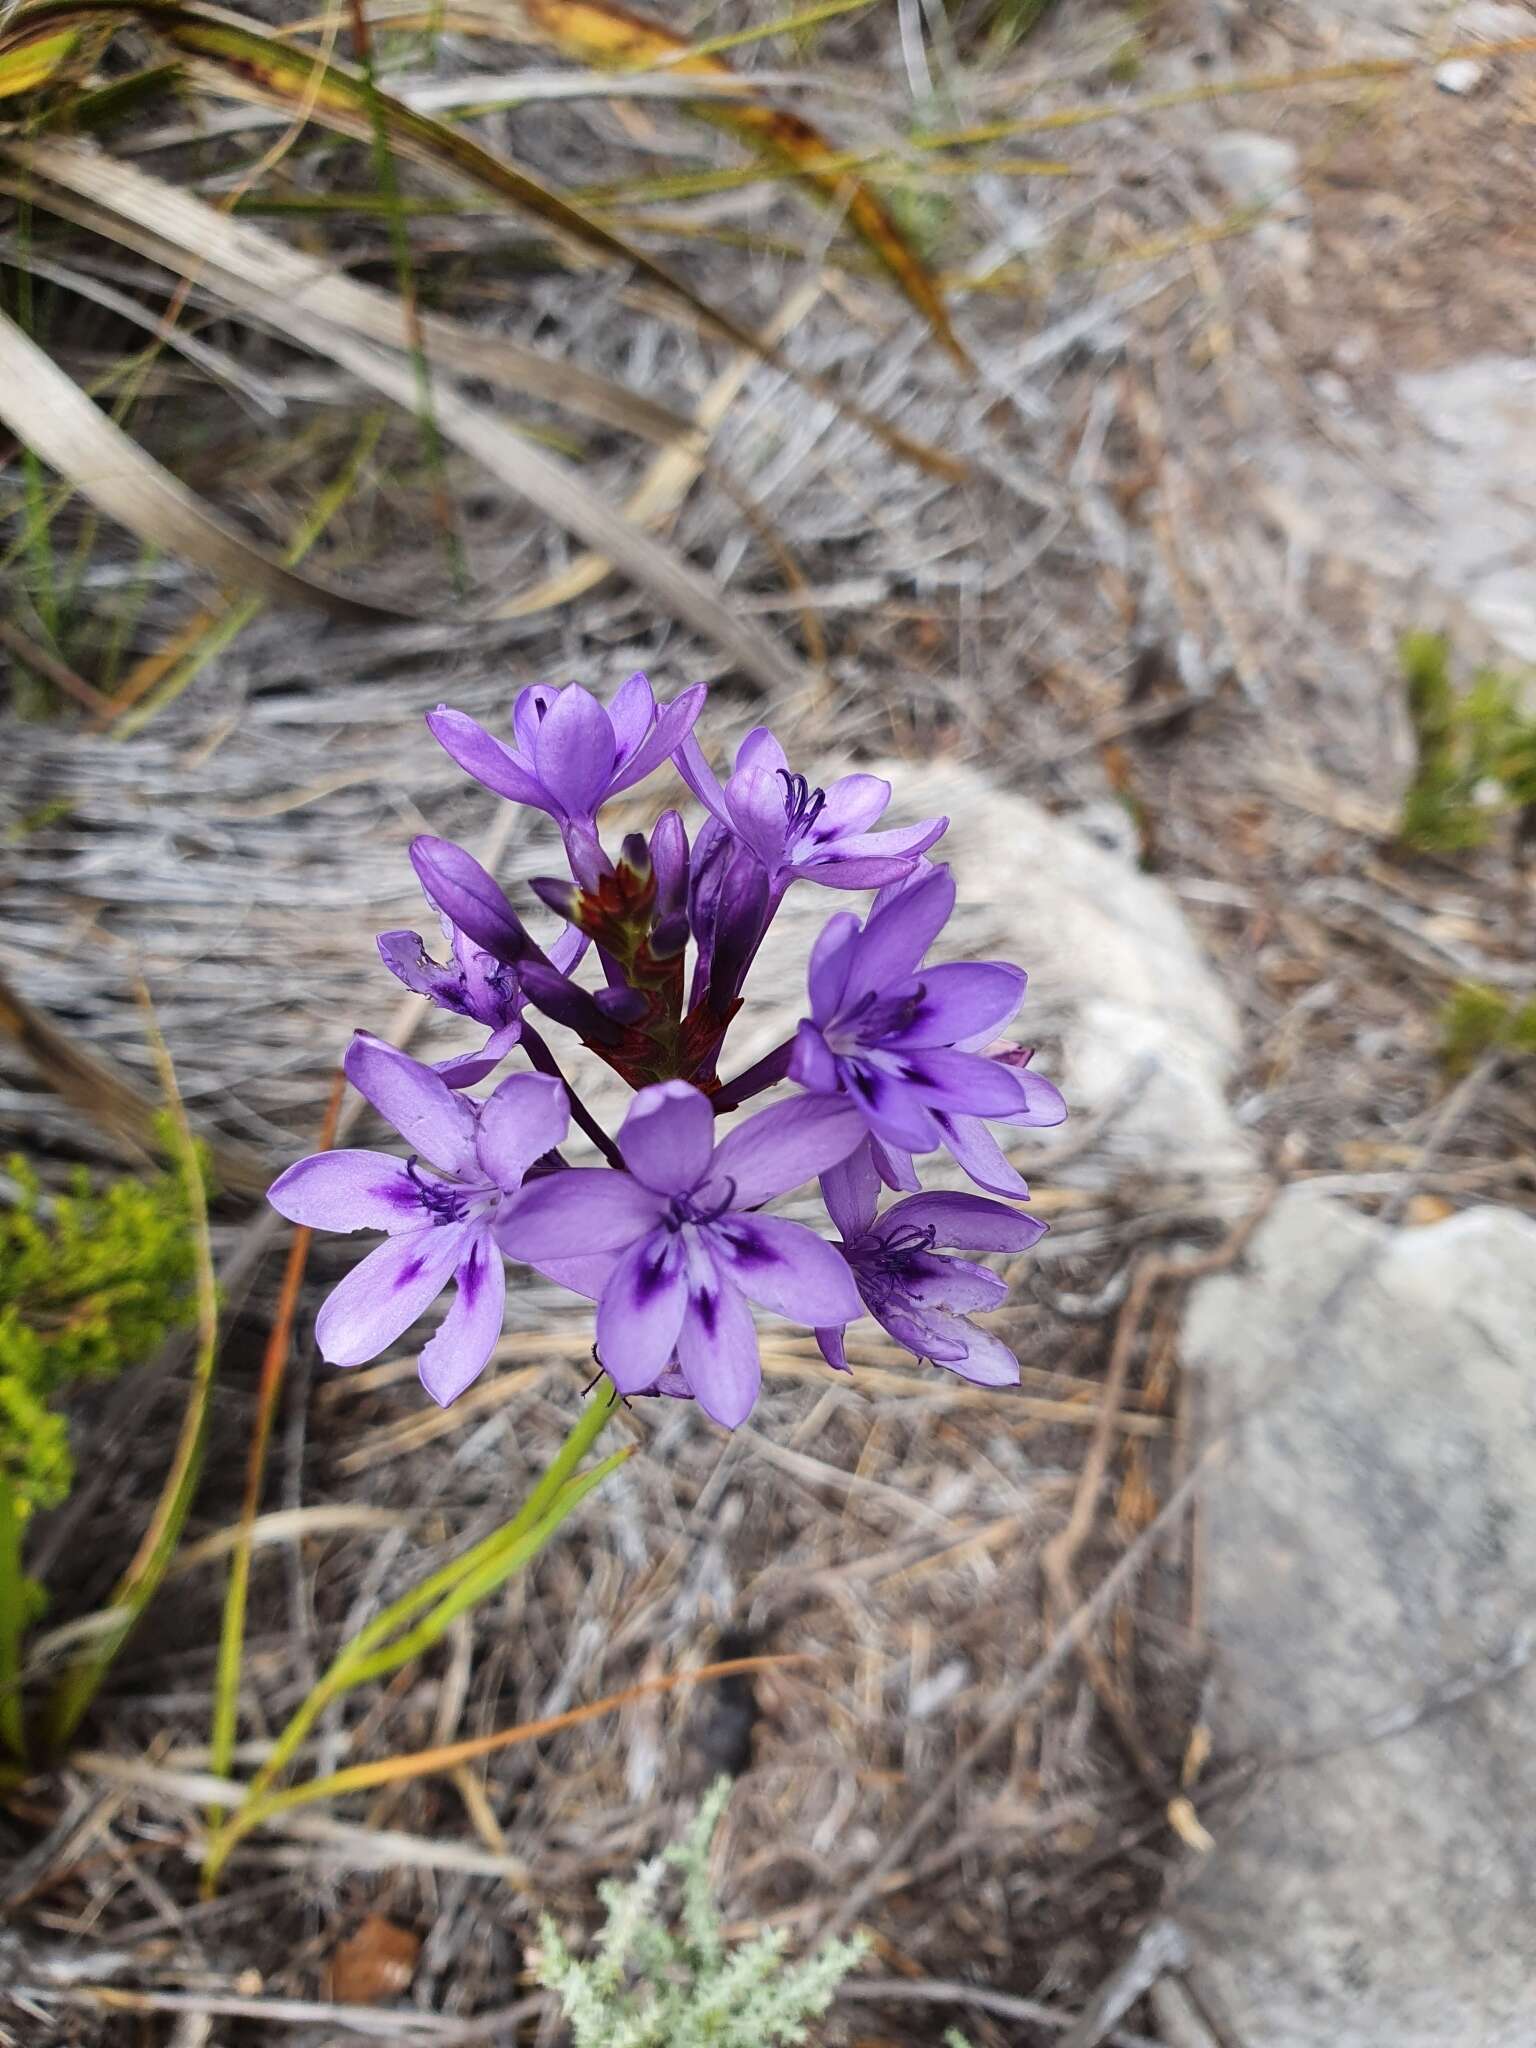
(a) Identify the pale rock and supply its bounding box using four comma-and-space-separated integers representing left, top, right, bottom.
1177, 1189, 1536, 2047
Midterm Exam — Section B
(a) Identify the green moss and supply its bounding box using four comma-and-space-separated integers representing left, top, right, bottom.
0, 1140, 204, 1512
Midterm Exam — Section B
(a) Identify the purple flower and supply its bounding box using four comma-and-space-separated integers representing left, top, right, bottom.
494, 1082, 866, 1428
378, 912, 586, 1089
428, 674, 706, 885
268, 1036, 568, 1405
786, 862, 1056, 1195
815, 1144, 1046, 1385
677, 726, 946, 895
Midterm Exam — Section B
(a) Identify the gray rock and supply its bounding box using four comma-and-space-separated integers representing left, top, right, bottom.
1434, 56, 1486, 92
1203, 131, 1303, 213
1178, 1189, 1536, 2046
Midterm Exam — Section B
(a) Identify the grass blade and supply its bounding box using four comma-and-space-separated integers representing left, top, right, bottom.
43, 989, 220, 1751
215, 1651, 797, 1858
500, 0, 970, 366
11, 134, 701, 448
0, 304, 406, 622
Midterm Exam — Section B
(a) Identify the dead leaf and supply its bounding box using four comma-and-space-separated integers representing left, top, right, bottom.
327, 1914, 421, 2004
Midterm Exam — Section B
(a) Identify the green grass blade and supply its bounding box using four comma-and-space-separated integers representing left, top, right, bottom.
43, 991, 219, 1750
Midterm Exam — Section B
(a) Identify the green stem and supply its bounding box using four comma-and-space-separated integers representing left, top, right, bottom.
0, 1469, 27, 1760
202, 1391, 619, 1888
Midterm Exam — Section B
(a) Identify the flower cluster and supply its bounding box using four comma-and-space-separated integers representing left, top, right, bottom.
269, 678, 1065, 1427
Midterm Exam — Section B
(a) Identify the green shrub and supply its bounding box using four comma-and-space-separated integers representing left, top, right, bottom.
536, 1777, 869, 2047
1399, 631, 1536, 853
0, 1140, 204, 1750
1438, 982, 1536, 1077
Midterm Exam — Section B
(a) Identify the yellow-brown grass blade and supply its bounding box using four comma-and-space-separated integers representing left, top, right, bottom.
11, 133, 700, 450
8, 148, 817, 694
484, 0, 970, 369
0, 304, 405, 620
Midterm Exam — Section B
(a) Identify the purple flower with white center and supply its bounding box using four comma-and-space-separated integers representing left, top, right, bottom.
494, 1082, 866, 1428
786, 861, 1052, 1194
267, 1035, 568, 1406
428, 674, 706, 886
378, 913, 587, 1089
677, 726, 947, 896
814, 1144, 1046, 1386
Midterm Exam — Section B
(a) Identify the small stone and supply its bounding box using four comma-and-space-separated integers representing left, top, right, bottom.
1434, 57, 1485, 92
1204, 131, 1304, 212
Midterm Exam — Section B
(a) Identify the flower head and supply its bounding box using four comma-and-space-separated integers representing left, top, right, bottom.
378, 909, 586, 1089
495, 1082, 865, 1427
678, 726, 946, 895
428, 674, 706, 885
267, 1036, 568, 1404
787, 862, 1049, 1193
815, 1144, 1046, 1385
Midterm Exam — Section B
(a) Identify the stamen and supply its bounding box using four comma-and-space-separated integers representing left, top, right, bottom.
404, 1154, 469, 1225
777, 767, 827, 841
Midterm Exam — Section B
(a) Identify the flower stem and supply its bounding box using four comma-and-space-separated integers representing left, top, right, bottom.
521, 1024, 625, 1167
710, 1036, 796, 1114
201, 1388, 621, 1891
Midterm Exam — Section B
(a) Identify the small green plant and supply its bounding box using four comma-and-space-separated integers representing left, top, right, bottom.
1399, 631, 1536, 853
0, 1142, 202, 1755
1437, 981, 1536, 1077
536, 1777, 869, 2047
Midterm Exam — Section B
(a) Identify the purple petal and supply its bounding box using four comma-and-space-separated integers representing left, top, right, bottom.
268, 1150, 423, 1234
869, 1137, 922, 1193
548, 924, 588, 976
596, 1230, 689, 1389
711, 1213, 861, 1324
532, 683, 615, 820
841, 864, 957, 1009
512, 683, 558, 757
999, 1066, 1069, 1129
807, 911, 861, 1026
527, 1251, 618, 1301
344, 1033, 478, 1176
617, 1080, 715, 1195
675, 733, 730, 824
816, 1325, 851, 1373
841, 1056, 943, 1152
811, 813, 948, 867
806, 771, 890, 838
314, 1223, 467, 1367
882, 1190, 1048, 1254
788, 1020, 841, 1097
428, 707, 548, 810
722, 765, 792, 873
610, 681, 707, 794
417, 1228, 506, 1405
706, 1093, 866, 1209
734, 726, 789, 777
409, 839, 527, 968
674, 1269, 761, 1428
821, 1142, 881, 1242
795, 851, 939, 890
605, 670, 655, 762
933, 1112, 1029, 1199
882, 963, 1026, 1050
879, 1304, 1020, 1387
474, 1072, 570, 1192
377, 930, 449, 1000
433, 1021, 524, 1091
893, 1046, 1029, 1120
494, 1168, 664, 1260
898, 1253, 1009, 1313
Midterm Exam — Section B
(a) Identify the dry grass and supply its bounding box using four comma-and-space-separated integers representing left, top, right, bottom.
4, 0, 1536, 2041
